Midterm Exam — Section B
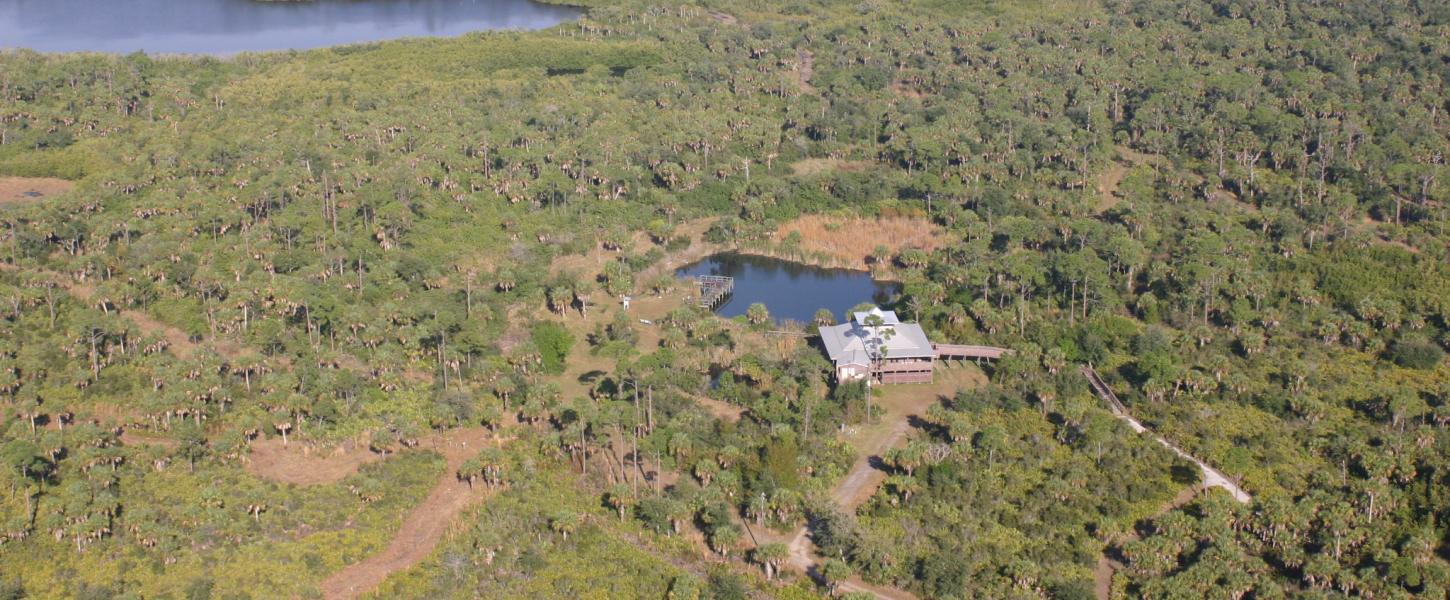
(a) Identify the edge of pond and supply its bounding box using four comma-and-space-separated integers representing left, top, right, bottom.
644, 227, 907, 287
0, 0, 587, 58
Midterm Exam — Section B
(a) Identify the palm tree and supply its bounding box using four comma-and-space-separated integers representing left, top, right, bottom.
273, 420, 293, 445
862, 312, 895, 400
708, 524, 742, 557
458, 457, 483, 489
548, 286, 572, 316
884, 474, 921, 505
668, 432, 694, 464
477, 448, 507, 487
492, 377, 517, 410
494, 268, 516, 292
607, 483, 637, 521
549, 511, 583, 540
813, 308, 836, 327
2, 440, 52, 522
820, 558, 853, 595
746, 302, 770, 326
753, 542, 789, 580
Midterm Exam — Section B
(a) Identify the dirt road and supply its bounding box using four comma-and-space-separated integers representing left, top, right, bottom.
319, 426, 502, 600
784, 365, 985, 599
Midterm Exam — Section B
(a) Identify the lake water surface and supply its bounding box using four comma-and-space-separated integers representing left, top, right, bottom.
0, 0, 580, 55
676, 253, 901, 325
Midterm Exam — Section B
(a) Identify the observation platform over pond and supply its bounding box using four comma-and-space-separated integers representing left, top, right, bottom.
693, 275, 734, 310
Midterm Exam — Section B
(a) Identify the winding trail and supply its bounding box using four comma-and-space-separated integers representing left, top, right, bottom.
1079, 363, 1251, 599
0, 261, 240, 361
1081, 366, 1251, 503
318, 426, 504, 600
781, 365, 986, 599
1092, 486, 1199, 600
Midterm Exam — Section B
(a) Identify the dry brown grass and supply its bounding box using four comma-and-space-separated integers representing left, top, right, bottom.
776, 214, 952, 270
789, 157, 873, 177
0, 176, 73, 204
890, 82, 927, 100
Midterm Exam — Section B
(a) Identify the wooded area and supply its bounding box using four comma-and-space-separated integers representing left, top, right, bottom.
0, 0, 1447, 598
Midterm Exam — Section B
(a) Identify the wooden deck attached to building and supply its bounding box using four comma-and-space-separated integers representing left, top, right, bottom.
869, 358, 935, 384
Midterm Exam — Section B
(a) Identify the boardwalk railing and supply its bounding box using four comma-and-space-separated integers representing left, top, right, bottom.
1081, 365, 1128, 414
933, 344, 1012, 360
694, 275, 734, 309
1080, 365, 1252, 504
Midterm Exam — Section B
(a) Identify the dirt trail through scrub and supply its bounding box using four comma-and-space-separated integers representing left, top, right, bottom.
706, 10, 738, 25
1096, 146, 1162, 213
0, 262, 228, 361
1093, 486, 1199, 600
796, 49, 817, 94
784, 365, 985, 599
690, 394, 745, 423
319, 426, 502, 600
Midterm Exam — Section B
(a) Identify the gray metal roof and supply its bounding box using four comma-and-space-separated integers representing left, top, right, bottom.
820, 317, 936, 365
852, 307, 900, 326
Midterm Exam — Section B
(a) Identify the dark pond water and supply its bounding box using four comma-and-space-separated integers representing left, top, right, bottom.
676, 253, 901, 326
0, 0, 580, 55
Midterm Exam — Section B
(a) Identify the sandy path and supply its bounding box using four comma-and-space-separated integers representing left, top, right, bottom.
784, 365, 984, 599
1093, 486, 1199, 600
796, 49, 817, 94
1095, 146, 1163, 213
691, 394, 745, 422
320, 426, 502, 600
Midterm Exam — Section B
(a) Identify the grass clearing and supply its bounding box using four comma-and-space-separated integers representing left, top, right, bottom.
789, 157, 873, 176
776, 214, 953, 270
0, 176, 73, 204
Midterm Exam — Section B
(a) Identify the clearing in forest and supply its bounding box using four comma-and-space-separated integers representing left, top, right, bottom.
789, 157, 872, 177
319, 426, 502, 600
775, 214, 953, 270
0, 176, 73, 204
1096, 146, 1165, 213
245, 436, 387, 486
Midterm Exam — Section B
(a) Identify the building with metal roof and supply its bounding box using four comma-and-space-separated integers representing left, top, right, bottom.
819, 307, 937, 384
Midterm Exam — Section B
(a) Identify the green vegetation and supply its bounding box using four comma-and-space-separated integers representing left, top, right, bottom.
1, 0, 1448, 598
532, 321, 577, 375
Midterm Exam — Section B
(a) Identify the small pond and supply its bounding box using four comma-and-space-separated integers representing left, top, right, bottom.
676, 252, 901, 325
0, 0, 581, 55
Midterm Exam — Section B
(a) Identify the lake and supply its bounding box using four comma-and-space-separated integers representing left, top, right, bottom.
0, 0, 581, 55
676, 253, 902, 326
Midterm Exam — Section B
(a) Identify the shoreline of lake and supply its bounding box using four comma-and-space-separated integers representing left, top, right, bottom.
0, 0, 582, 56
675, 252, 902, 324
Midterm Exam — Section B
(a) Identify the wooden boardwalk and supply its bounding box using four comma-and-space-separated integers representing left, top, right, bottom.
932, 343, 1012, 360
1081, 366, 1252, 504
694, 275, 734, 309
